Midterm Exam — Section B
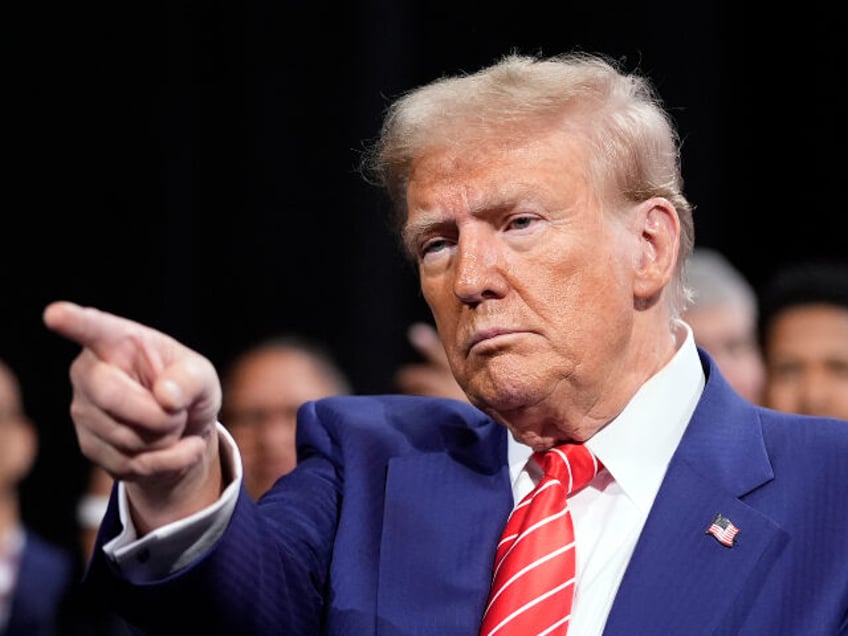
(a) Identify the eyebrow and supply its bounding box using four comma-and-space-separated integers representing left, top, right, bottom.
402, 213, 452, 254
402, 183, 546, 251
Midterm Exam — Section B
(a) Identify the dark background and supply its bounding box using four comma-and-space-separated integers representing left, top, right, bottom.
5, 1, 844, 555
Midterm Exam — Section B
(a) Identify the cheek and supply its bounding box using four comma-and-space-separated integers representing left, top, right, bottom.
420, 273, 454, 323
542, 251, 627, 314
543, 262, 634, 359
766, 387, 795, 411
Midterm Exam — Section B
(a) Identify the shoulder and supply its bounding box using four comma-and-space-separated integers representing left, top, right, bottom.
700, 351, 848, 458
758, 407, 848, 457
310, 393, 485, 420
751, 408, 848, 506
301, 394, 491, 433
296, 394, 501, 457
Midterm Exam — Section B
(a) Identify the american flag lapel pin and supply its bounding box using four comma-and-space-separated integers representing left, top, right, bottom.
706, 513, 740, 547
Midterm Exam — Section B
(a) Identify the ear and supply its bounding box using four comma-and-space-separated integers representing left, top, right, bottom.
632, 197, 680, 303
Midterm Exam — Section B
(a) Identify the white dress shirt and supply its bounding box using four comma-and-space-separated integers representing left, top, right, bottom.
508, 320, 703, 634
106, 321, 704, 636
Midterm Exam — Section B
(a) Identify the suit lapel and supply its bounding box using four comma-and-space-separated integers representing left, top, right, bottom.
604, 353, 786, 634
602, 458, 786, 634
376, 420, 513, 634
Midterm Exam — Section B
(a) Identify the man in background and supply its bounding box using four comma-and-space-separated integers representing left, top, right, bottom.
0, 359, 74, 636
220, 335, 352, 500
681, 248, 765, 404
758, 260, 848, 420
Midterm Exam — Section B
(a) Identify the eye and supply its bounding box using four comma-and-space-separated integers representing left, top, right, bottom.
506, 215, 539, 232
420, 237, 452, 258
827, 359, 848, 377
770, 361, 801, 381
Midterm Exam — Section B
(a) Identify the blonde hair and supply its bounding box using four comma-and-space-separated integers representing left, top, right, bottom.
362, 51, 694, 315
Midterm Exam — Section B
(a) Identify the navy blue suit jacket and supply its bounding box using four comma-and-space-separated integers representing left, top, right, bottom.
88, 350, 848, 635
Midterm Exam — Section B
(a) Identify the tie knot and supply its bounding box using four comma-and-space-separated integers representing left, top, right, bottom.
534, 443, 602, 496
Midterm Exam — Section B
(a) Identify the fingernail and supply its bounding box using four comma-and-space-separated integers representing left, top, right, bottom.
160, 379, 184, 407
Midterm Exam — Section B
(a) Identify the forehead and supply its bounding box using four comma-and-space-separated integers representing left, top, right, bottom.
769, 305, 848, 342
230, 349, 322, 384
405, 127, 589, 214
224, 348, 341, 406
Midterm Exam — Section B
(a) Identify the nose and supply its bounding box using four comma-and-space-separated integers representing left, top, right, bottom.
452, 230, 508, 305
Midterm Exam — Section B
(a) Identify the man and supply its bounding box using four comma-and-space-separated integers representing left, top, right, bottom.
220, 335, 352, 500
681, 248, 765, 404
403, 249, 769, 406
757, 260, 848, 420
43, 52, 848, 634
0, 359, 75, 636
60, 461, 134, 636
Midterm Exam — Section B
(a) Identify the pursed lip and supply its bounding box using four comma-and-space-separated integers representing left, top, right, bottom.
465, 327, 523, 353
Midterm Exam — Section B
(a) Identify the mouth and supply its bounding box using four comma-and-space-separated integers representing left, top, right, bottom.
466, 328, 522, 353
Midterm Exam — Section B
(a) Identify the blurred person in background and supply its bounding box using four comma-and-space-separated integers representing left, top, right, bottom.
57, 463, 133, 636
0, 359, 74, 636
757, 260, 848, 420
75, 464, 113, 564
220, 335, 352, 500
394, 321, 469, 402
681, 248, 765, 404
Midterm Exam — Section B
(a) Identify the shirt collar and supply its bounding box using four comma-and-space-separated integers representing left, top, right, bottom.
508, 320, 704, 512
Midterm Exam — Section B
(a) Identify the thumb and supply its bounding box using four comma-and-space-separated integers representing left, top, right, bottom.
154, 354, 222, 428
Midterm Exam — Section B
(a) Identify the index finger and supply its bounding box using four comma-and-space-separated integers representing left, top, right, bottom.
45, 300, 220, 416
43, 301, 149, 358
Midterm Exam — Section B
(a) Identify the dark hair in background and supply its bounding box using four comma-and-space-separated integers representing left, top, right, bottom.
220, 333, 353, 399
757, 260, 848, 349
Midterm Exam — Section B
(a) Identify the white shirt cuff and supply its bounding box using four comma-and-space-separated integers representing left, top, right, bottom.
101, 423, 243, 583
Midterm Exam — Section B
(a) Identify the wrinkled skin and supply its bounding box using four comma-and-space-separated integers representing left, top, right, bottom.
403, 128, 681, 450
42, 303, 223, 534
41, 122, 684, 534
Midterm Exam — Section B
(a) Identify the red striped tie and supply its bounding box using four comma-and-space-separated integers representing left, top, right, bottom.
479, 443, 603, 636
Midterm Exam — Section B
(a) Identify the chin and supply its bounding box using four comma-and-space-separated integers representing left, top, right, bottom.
509, 429, 561, 452
473, 385, 542, 417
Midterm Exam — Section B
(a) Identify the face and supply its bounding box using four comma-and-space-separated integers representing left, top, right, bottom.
683, 304, 765, 404
763, 304, 848, 419
223, 349, 343, 499
403, 127, 679, 448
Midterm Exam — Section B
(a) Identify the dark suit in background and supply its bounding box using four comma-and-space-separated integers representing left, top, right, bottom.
3, 530, 74, 636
